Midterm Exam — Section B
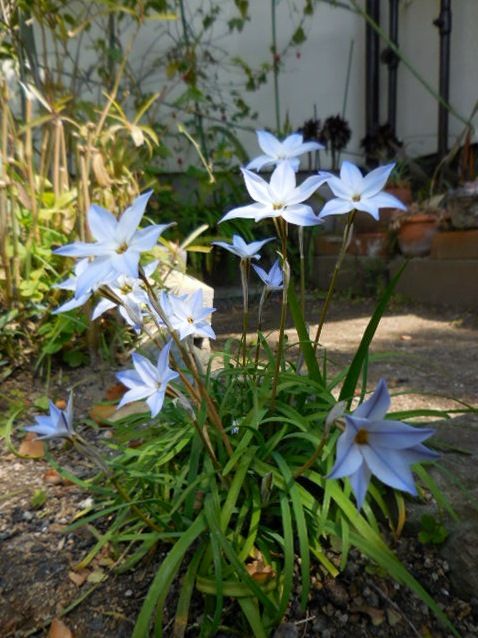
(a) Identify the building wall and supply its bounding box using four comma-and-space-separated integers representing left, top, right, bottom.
29, 1, 478, 169
226, 0, 477, 163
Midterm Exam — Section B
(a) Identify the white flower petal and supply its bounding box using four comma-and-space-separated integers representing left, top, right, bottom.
318, 198, 354, 219
75, 258, 116, 297
340, 161, 364, 192
367, 192, 408, 211
281, 204, 322, 226
269, 162, 296, 201
131, 223, 172, 252
92, 298, 116, 320
147, 390, 166, 417
256, 130, 283, 157
287, 174, 324, 205
117, 385, 153, 410
325, 175, 353, 200
88, 204, 118, 242
361, 163, 395, 198
282, 133, 303, 152
132, 352, 159, 386
220, 203, 266, 223
116, 190, 153, 242
242, 169, 271, 205
246, 155, 275, 171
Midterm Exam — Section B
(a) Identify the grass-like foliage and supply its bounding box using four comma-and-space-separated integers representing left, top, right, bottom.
18, 135, 475, 637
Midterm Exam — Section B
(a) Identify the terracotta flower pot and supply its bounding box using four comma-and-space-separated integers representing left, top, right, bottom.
354, 184, 412, 233
398, 214, 439, 257
350, 232, 389, 257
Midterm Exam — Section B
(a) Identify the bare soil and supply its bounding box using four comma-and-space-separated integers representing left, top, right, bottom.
1, 295, 477, 637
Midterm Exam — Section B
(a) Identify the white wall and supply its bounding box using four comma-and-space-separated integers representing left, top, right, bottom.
28, 0, 478, 169
229, 0, 478, 164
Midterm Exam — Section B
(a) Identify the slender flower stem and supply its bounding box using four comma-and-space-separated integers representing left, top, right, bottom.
239, 258, 250, 367
139, 269, 233, 456
254, 287, 268, 371
298, 226, 306, 316
271, 220, 290, 404
312, 210, 356, 353
293, 426, 330, 479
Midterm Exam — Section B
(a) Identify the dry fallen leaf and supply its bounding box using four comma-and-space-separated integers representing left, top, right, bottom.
68, 570, 88, 587
108, 401, 148, 422
43, 469, 63, 485
88, 403, 116, 425
353, 605, 385, 626
105, 382, 127, 401
19, 432, 45, 458
386, 607, 402, 626
47, 618, 73, 638
245, 552, 275, 584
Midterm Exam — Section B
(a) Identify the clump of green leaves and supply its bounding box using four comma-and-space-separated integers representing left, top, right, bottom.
418, 514, 449, 545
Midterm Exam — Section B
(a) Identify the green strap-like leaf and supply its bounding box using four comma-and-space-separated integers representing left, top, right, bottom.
339, 261, 407, 405
132, 514, 206, 638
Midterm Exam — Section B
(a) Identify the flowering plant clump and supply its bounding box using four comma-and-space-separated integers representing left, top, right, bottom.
20, 129, 466, 638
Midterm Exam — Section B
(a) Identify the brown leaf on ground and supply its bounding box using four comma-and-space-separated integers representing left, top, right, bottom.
47, 618, 74, 638
245, 552, 275, 584
105, 382, 127, 401
43, 469, 63, 484
353, 605, 385, 626
68, 570, 88, 587
89, 403, 116, 425
19, 432, 45, 458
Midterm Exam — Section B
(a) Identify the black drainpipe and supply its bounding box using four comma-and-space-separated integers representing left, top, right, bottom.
365, 0, 381, 153
386, 0, 400, 134
434, 0, 452, 157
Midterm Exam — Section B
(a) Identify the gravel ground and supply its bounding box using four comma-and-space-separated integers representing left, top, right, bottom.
1, 295, 477, 637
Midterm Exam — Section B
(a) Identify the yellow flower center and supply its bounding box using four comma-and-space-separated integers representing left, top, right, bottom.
116, 242, 129, 254
272, 202, 284, 210
355, 428, 369, 445
352, 194, 361, 203
187, 316, 194, 324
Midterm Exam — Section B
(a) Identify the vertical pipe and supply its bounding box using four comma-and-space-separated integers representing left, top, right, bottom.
434, 0, 452, 157
365, 0, 380, 155
387, 0, 400, 133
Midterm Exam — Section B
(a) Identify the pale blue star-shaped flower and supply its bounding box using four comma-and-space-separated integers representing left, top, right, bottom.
220, 162, 325, 227
252, 259, 283, 291
212, 235, 274, 260
91, 261, 158, 333
247, 130, 323, 172
116, 341, 179, 417
159, 289, 216, 341
54, 191, 172, 297
24, 393, 75, 440
328, 379, 439, 508
53, 259, 94, 314
318, 161, 407, 220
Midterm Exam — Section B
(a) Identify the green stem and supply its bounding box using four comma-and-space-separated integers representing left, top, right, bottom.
298, 225, 306, 316
239, 258, 250, 367
313, 210, 355, 353
271, 221, 290, 404
254, 287, 268, 371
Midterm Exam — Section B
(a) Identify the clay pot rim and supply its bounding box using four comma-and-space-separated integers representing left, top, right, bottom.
398, 213, 439, 224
